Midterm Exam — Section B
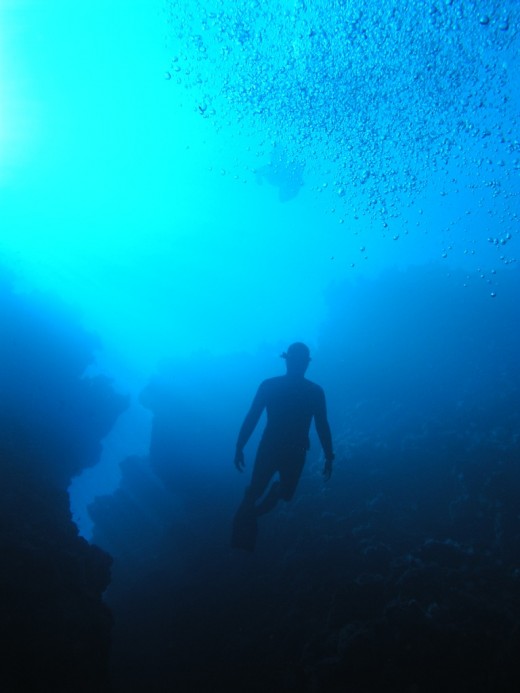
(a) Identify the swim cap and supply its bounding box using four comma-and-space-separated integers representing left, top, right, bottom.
281, 342, 311, 362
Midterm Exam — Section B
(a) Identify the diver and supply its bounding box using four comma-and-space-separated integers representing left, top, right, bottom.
231, 342, 334, 551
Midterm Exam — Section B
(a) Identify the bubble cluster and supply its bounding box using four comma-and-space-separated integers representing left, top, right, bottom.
488, 232, 513, 246
165, 0, 519, 226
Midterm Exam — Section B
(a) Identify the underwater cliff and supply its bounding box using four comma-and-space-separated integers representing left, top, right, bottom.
0, 270, 127, 692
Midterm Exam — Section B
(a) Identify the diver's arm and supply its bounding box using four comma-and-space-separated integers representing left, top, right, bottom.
234, 383, 266, 471
314, 388, 335, 479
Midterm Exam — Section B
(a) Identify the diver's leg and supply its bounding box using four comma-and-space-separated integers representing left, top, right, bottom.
243, 440, 276, 507
231, 442, 275, 550
279, 448, 306, 502
250, 446, 306, 517
248, 442, 287, 515
254, 480, 281, 516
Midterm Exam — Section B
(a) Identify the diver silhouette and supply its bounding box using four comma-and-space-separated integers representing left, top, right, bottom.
231, 343, 334, 551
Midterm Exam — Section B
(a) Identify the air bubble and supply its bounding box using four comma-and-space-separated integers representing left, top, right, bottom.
164, 1, 517, 239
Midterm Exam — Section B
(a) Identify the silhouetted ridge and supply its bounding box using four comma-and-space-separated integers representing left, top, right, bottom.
0, 268, 127, 692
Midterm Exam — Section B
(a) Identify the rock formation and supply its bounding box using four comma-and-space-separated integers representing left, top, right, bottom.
0, 269, 127, 692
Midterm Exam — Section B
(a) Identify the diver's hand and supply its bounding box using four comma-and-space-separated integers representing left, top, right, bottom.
234, 449, 245, 472
323, 458, 333, 481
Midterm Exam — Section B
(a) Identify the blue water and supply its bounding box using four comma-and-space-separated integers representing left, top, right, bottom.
1, 1, 519, 690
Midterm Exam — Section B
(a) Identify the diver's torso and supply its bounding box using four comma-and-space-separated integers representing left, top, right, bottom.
260, 375, 322, 448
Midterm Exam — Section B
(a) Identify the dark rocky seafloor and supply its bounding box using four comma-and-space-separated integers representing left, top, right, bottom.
92, 390, 520, 693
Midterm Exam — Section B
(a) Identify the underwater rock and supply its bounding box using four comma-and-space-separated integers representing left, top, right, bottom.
0, 459, 113, 692
0, 473, 112, 693
418, 538, 467, 569
0, 273, 120, 691
89, 455, 180, 560
0, 272, 128, 488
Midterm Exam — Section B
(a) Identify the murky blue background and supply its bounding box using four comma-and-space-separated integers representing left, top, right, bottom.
2, 2, 520, 689
2, 1, 517, 528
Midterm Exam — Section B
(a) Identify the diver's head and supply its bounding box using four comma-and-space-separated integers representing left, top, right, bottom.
281, 342, 311, 377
